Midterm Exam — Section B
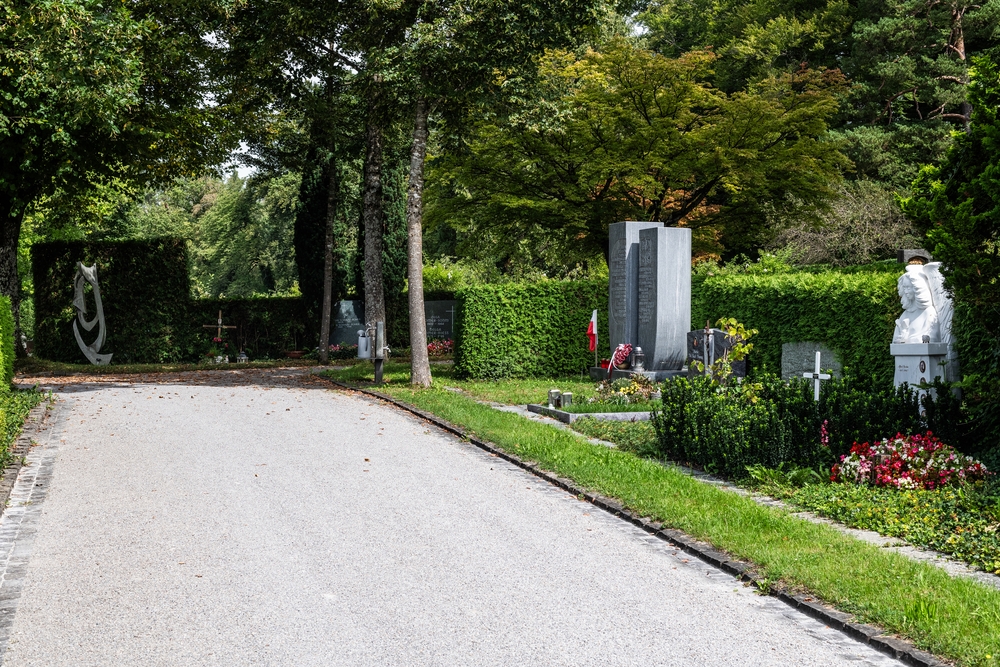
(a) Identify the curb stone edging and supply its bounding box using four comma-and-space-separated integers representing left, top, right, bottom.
325, 379, 947, 667
0, 400, 51, 516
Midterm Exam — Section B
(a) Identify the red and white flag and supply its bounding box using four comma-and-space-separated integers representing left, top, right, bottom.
586, 309, 598, 352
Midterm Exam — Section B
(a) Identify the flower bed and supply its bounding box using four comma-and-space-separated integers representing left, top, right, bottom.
428, 339, 454, 357
832, 432, 988, 490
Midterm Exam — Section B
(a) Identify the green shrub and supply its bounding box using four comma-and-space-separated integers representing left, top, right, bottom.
652, 374, 954, 479
0, 296, 13, 387
455, 281, 607, 379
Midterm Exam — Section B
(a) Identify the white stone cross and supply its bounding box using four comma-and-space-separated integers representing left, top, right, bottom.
803, 351, 832, 401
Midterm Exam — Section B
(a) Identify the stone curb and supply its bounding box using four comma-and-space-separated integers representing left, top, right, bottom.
326, 379, 948, 667
0, 400, 52, 517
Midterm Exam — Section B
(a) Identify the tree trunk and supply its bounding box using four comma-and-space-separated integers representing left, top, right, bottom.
406, 98, 432, 387
0, 202, 24, 358
318, 158, 341, 365
950, 2, 972, 133
362, 118, 386, 334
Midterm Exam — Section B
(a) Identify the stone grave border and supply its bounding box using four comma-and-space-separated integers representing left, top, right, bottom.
525, 404, 652, 424
326, 378, 947, 667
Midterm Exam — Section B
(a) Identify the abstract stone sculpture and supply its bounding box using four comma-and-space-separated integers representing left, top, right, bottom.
72, 262, 112, 365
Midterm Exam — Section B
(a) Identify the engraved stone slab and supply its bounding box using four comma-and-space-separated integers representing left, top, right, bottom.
608, 221, 663, 353
425, 300, 457, 340
636, 226, 691, 371
687, 329, 746, 378
329, 300, 364, 347
781, 342, 842, 380
891, 342, 949, 389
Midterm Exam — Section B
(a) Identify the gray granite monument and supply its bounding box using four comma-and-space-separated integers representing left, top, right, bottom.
605, 221, 691, 381
608, 221, 663, 353
686, 328, 747, 379
781, 342, 841, 380
637, 226, 691, 373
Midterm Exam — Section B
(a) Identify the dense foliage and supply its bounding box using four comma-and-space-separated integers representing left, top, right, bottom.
455, 281, 607, 379
904, 54, 1000, 457
651, 373, 957, 479
0, 296, 12, 386
790, 483, 1000, 574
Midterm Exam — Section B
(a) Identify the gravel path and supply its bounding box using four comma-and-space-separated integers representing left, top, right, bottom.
0, 369, 905, 666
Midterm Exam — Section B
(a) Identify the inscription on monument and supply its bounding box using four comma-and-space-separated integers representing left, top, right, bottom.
638, 235, 655, 326
610, 237, 627, 321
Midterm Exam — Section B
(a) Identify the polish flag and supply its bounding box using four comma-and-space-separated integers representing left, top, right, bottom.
586, 309, 598, 352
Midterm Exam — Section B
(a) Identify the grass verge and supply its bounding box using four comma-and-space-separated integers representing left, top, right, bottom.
0, 388, 44, 468
327, 370, 1000, 666
561, 401, 659, 414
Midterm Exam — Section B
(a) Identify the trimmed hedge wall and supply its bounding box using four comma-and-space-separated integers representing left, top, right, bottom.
34, 239, 193, 364
692, 271, 900, 385
0, 297, 13, 386
454, 270, 903, 382
33, 239, 311, 363
455, 281, 608, 379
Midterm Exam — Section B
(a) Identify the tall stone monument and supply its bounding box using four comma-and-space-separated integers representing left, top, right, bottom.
606, 221, 691, 381
637, 226, 691, 373
608, 221, 663, 352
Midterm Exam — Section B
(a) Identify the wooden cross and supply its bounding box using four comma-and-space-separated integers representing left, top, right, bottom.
803, 351, 831, 401
202, 310, 236, 338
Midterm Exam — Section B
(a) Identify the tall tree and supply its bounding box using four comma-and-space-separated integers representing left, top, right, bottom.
428, 42, 848, 263
0, 0, 233, 351
396, 0, 606, 385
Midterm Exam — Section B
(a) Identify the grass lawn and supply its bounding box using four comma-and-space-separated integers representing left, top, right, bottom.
325, 364, 1000, 667
0, 388, 44, 468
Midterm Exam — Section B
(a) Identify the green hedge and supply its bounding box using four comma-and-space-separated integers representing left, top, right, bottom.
34, 238, 193, 364
33, 238, 312, 363
0, 296, 13, 386
455, 281, 608, 379
693, 271, 900, 384
190, 298, 307, 360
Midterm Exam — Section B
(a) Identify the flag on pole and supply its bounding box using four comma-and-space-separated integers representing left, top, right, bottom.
586, 310, 598, 352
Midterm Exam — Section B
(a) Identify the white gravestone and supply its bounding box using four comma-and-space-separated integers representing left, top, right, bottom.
890, 262, 958, 392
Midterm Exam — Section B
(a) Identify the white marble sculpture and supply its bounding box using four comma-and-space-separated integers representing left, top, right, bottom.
892, 265, 940, 344
72, 262, 112, 365
924, 262, 953, 345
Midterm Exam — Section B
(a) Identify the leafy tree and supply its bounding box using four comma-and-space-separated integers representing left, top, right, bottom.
903, 54, 1000, 449
429, 41, 848, 264
0, 0, 233, 351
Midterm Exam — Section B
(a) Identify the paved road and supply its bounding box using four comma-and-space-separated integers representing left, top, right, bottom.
0, 369, 904, 666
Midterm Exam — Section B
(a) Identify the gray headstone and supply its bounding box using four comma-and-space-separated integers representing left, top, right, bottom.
686, 328, 746, 378
781, 342, 842, 380
897, 248, 932, 264
329, 300, 364, 347
608, 221, 663, 352
637, 226, 691, 371
425, 300, 457, 340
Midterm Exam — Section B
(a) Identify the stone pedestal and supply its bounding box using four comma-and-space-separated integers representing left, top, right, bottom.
637, 226, 691, 371
608, 221, 663, 352
891, 343, 949, 388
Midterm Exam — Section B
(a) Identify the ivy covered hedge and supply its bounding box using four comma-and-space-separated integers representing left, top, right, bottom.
693, 269, 900, 384
0, 296, 13, 386
455, 281, 608, 379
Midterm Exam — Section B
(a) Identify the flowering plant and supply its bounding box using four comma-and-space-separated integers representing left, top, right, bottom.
589, 375, 657, 405
427, 339, 454, 357
831, 432, 988, 490
327, 343, 359, 360
207, 336, 229, 357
